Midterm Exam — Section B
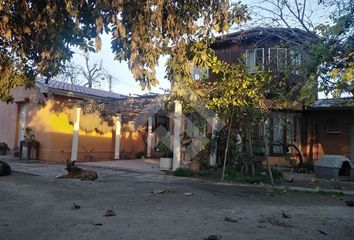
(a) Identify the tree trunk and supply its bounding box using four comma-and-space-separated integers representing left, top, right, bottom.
247, 128, 255, 176
263, 120, 274, 184
221, 113, 233, 182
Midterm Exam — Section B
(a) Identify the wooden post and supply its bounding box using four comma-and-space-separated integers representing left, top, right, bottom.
70, 107, 81, 161
173, 100, 182, 171
114, 114, 122, 160
147, 116, 153, 158
209, 114, 218, 167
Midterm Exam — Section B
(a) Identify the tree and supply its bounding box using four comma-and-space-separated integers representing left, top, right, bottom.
250, 0, 353, 98
315, 0, 354, 97
0, 0, 249, 102
57, 63, 82, 85
58, 52, 118, 91
186, 52, 270, 181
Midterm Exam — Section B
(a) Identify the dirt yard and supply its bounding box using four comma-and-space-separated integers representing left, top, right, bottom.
1, 165, 354, 240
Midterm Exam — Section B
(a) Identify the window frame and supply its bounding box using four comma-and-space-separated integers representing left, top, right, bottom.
268, 47, 288, 71
246, 48, 264, 73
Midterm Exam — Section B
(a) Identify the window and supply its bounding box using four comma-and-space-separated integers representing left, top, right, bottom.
289, 49, 302, 75
246, 48, 264, 72
268, 48, 287, 70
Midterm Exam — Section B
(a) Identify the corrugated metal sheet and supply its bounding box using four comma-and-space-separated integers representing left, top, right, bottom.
37, 79, 126, 100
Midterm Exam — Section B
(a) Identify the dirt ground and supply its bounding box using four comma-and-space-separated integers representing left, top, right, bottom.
1, 166, 354, 240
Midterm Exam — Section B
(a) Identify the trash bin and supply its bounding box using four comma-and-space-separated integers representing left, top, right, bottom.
19, 140, 39, 160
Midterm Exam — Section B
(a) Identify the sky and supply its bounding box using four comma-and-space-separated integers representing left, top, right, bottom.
71, 34, 170, 96
69, 0, 331, 97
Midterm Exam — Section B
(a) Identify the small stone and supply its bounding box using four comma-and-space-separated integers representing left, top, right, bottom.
224, 216, 238, 223
204, 235, 222, 240
72, 203, 81, 209
103, 209, 116, 217
184, 192, 193, 196
151, 189, 166, 194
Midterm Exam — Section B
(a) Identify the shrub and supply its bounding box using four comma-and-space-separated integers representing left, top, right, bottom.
135, 151, 145, 159
225, 173, 267, 184
0, 142, 9, 155
270, 168, 283, 180
298, 163, 314, 173
174, 167, 195, 177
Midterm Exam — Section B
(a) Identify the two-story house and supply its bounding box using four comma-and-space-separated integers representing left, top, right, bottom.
209, 27, 318, 166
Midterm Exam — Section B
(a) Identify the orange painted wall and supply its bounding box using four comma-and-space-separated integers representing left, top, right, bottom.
303, 110, 354, 162
0, 85, 146, 162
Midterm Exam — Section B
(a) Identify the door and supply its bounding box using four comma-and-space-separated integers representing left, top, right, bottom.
18, 103, 27, 146
350, 124, 354, 163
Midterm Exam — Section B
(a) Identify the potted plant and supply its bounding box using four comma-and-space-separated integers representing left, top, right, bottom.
0, 142, 9, 155
155, 135, 173, 170
20, 127, 40, 160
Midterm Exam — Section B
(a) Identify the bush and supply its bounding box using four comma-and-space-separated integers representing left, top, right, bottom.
225, 173, 267, 184
298, 163, 314, 173
270, 168, 283, 180
0, 142, 9, 155
174, 167, 195, 177
135, 151, 145, 159
224, 166, 283, 183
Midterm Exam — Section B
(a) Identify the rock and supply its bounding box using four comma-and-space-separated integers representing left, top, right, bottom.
72, 203, 81, 209
345, 200, 354, 207
103, 209, 116, 217
224, 216, 238, 223
286, 177, 294, 183
151, 189, 166, 194
281, 211, 291, 219
204, 235, 222, 240
0, 161, 11, 176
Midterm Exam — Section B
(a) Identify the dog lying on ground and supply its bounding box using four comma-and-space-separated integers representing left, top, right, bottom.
58, 160, 97, 181
0, 161, 11, 176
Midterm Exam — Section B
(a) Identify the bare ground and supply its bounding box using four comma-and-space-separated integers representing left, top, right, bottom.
1, 167, 354, 240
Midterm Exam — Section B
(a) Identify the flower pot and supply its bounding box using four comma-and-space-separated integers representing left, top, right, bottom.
159, 157, 173, 170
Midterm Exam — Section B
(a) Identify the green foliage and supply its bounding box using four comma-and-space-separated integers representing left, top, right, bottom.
314, 0, 354, 97
174, 167, 195, 177
0, 142, 9, 150
155, 135, 173, 158
224, 172, 267, 184
135, 151, 145, 159
0, 0, 250, 101
297, 162, 314, 173
24, 127, 38, 143
224, 165, 282, 183
270, 168, 283, 180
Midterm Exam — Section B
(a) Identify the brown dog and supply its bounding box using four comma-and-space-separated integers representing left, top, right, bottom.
58, 160, 97, 181
0, 161, 11, 176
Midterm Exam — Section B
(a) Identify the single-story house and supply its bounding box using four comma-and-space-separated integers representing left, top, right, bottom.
303, 98, 354, 163
0, 79, 165, 162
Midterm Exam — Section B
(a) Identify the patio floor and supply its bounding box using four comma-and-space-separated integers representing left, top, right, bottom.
79, 158, 162, 173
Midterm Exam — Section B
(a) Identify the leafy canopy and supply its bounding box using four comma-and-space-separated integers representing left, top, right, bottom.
0, 0, 249, 102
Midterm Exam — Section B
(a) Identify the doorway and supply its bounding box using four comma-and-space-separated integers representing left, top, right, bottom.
17, 103, 27, 147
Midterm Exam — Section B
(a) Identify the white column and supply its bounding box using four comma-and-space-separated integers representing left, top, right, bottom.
70, 107, 81, 161
114, 114, 122, 160
173, 100, 182, 171
209, 114, 218, 167
147, 116, 153, 158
